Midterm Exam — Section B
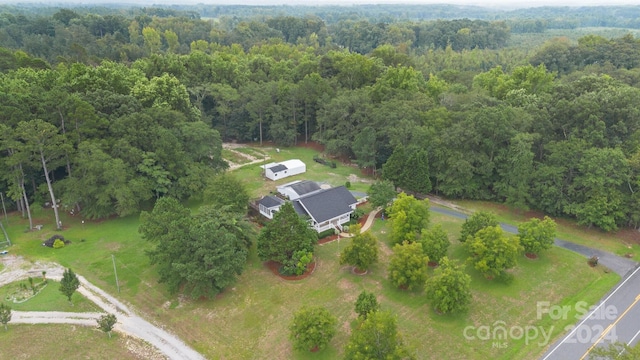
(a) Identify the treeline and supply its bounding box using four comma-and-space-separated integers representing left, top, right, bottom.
0, 9, 510, 64
1, 9, 640, 232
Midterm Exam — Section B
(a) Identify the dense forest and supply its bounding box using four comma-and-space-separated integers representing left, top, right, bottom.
1, 5, 640, 232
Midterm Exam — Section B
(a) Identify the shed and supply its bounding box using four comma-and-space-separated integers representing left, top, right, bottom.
262, 159, 306, 181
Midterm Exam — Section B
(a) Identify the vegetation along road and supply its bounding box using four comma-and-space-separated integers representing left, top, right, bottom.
429, 204, 640, 359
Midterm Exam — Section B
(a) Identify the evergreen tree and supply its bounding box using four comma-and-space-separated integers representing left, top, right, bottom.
59, 268, 80, 305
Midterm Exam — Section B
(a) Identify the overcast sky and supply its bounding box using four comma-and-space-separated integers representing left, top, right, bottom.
2, 0, 639, 8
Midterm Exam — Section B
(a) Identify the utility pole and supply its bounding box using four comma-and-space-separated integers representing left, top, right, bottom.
112, 254, 120, 293
0, 221, 10, 247
0, 192, 7, 224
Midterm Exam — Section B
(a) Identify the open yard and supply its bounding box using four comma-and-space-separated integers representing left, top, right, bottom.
1, 279, 98, 312
0, 144, 627, 359
0, 324, 166, 360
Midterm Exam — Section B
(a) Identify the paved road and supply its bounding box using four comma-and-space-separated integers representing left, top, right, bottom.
430, 205, 640, 359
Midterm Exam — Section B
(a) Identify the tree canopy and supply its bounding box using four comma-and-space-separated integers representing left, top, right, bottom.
139, 197, 253, 298
256, 202, 317, 271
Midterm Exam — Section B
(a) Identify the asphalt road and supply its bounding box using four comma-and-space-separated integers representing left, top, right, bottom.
430, 205, 640, 359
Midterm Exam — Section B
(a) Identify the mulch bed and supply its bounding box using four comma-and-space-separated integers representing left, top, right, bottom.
525, 253, 538, 259
264, 260, 316, 280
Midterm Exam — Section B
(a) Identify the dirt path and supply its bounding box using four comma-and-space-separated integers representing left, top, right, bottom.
0, 256, 204, 360
223, 143, 271, 170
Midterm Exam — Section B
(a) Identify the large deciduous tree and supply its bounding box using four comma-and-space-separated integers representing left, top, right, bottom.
458, 211, 498, 243
425, 257, 472, 314
367, 180, 396, 209
420, 224, 450, 265
344, 310, 415, 360
388, 241, 429, 291
139, 197, 252, 298
289, 306, 337, 352
466, 226, 522, 279
204, 173, 249, 214
340, 230, 379, 273
388, 192, 430, 244
257, 202, 317, 271
518, 216, 557, 257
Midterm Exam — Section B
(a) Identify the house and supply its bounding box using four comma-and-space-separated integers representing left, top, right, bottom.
257, 195, 285, 219
262, 159, 306, 181
277, 180, 322, 200
293, 186, 358, 233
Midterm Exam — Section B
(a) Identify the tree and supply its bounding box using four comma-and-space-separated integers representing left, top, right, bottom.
355, 291, 379, 319
388, 241, 429, 290
518, 216, 557, 257
97, 313, 117, 338
367, 180, 396, 209
466, 226, 523, 279
387, 192, 430, 244
403, 149, 431, 194
382, 145, 408, 190
59, 268, 80, 305
289, 306, 337, 352
257, 202, 318, 272
352, 126, 377, 171
140, 198, 252, 298
203, 173, 250, 214
420, 224, 450, 265
344, 311, 415, 360
458, 211, 498, 243
0, 303, 11, 330
425, 257, 472, 314
340, 230, 379, 272
15, 119, 70, 230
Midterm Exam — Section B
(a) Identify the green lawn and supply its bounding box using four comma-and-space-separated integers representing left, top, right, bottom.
0, 144, 623, 359
455, 200, 640, 259
0, 324, 161, 360
1, 279, 99, 312
230, 145, 371, 198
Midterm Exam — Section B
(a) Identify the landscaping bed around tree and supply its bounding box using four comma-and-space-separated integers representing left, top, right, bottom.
1, 279, 98, 312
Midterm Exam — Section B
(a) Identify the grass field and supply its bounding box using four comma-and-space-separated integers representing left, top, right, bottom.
0, 144, 627, 359
231, 144, 372, 198
1, 279, 98, 312
0, 324, 165, 360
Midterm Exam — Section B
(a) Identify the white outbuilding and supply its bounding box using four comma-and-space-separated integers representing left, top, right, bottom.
262, 159, 306, 181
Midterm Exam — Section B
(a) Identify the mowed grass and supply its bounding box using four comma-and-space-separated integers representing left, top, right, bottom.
1, 280, 99, 312
0, 324, 164, 360
0, 145, 622, 359
230, 145, 371, 198
456, 200, 640, 259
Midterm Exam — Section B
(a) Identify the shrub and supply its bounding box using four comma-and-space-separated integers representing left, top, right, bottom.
282, 250, 313, 276
345, 181, 351, 188
53, 239, 65, 249
351, 207, 366, 221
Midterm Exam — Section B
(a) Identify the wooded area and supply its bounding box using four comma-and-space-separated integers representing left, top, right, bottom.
1, 4, 640, 231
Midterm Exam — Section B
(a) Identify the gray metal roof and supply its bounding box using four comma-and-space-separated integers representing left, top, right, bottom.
297, 186, 357, 223
267, 164, 287, 172
289, 180, 321, 196
258, 195, 284, 208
